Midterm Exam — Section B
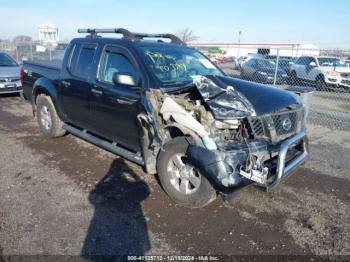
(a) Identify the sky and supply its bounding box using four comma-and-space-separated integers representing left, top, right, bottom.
0, 0, 349, 49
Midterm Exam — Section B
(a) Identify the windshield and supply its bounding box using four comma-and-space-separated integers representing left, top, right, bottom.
256, 59, 275, 68
0, 53, 18, 66
317, 57, 346, 67
139, 46, 224, 85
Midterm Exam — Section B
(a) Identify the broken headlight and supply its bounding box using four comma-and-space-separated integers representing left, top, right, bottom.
212, 119, 240, 143
214, 119, 240, 129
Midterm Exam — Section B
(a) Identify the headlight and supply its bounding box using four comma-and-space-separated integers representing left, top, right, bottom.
214, 119, 240, 129
231, 100, 250, 112
258, 71, 267, 76
325, 71, 339, 76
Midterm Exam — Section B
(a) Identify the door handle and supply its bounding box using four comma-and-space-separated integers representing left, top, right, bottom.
116, 98, 133, 105
91, 88, 103, 95
61, 81, 70, 87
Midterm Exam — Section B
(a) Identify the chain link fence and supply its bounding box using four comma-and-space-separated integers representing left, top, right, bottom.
1, 41, 68, 63
192, 44, 350, 130
1, 41, 350, 130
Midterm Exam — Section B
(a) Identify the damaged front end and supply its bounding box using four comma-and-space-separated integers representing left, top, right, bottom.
144, 75, 308, 194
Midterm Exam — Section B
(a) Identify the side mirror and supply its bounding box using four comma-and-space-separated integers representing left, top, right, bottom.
309, 61, 316, 67
112, 72, 140, 88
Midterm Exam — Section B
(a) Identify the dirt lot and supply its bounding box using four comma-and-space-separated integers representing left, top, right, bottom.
0, 95, 349, 258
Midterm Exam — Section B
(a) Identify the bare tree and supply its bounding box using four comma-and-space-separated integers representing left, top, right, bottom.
175, 28, 199, 43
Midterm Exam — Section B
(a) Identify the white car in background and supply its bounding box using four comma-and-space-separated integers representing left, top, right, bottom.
0, 52, 22, 95
290, 56, 350, 90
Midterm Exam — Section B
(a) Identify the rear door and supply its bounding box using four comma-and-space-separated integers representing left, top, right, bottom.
89, 45, 143, 152
59, 42, 98, 128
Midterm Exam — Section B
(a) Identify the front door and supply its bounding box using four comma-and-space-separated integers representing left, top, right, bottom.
89, 45, 143, 152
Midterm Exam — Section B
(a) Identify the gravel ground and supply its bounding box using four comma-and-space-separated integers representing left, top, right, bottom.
0, 95, 349, 258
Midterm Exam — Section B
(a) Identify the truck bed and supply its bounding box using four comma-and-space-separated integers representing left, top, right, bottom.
22, 60, 62, 102
24, 59, 62, 71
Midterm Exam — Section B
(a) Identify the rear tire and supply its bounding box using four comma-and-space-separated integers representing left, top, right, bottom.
36, 94, 66, 138
157, 137, 216, 208
315, 75, 327, 90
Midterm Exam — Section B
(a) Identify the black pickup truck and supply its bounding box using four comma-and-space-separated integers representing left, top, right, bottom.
22, 28, 308, 208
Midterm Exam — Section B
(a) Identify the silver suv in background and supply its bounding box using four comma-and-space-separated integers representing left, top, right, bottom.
0, 52, 22, 95
290, 56, 350, 90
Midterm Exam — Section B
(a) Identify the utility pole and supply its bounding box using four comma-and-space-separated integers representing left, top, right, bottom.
237, 30, 242, 57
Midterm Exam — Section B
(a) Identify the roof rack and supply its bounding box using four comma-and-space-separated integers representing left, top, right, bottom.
77, 28, 186, 45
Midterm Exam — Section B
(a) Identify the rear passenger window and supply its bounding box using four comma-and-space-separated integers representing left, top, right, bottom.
99, 51, 136, 83
69, 43, 97, 79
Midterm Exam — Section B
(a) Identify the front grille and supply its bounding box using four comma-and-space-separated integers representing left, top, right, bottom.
249, 107, 305, 143
0, 77, 20, 83
0, 86, 21, 92
341, 79, 350, 85
250, 118, 265, 136
272, 110, 299, 136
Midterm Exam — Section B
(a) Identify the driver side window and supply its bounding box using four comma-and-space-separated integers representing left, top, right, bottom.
99, 50, 136, 84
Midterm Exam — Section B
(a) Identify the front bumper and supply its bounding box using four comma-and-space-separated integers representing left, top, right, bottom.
0, 81, 22, 94
187, 129, 308, 193
265, 129, 308, 191
325, 76, 350, 88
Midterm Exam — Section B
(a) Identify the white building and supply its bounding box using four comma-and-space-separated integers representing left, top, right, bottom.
38, 24, 59, 47
190, 42, 320, 58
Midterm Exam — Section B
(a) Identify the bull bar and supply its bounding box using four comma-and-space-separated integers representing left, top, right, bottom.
266, 129, 308, 192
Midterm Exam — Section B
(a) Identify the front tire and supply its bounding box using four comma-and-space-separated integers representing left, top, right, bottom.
289, 71, 298, 85
36, 94, 66, 138
157, 137, 216, 208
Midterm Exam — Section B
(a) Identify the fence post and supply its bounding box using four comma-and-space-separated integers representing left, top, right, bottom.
49, 46, 52, 61
273, 48, 280, 86
15, 45, 19, 63
30, 42, 33, 60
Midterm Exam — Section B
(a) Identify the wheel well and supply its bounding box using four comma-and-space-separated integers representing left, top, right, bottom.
34, 88, 49, 104
166, 126, 185, 139
163, 125, 202, 146
316, 74, 324, 80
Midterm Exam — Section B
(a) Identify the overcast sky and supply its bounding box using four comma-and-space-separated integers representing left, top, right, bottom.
0, 0, 349, 49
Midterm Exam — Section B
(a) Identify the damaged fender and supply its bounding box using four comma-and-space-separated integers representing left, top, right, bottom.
160, 97, 217, 150
186, 145, 244, 191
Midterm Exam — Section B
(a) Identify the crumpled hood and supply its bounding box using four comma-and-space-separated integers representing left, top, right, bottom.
194, 75, 299, 119
0, 66, 20, 78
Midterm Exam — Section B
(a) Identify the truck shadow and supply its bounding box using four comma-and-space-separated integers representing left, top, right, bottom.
81, 158, 151, 259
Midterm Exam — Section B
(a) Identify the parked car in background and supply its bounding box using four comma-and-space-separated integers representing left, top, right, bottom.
266, 55, 292, 61
0, 52, 22, 95
237, 56, 248, 68
230, 56, 240, 69
240, 58, 288, 84
345, 59, 350, 67
290, 56, 350, 89
269, 58, 294, 76
208, 54, 218, 64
